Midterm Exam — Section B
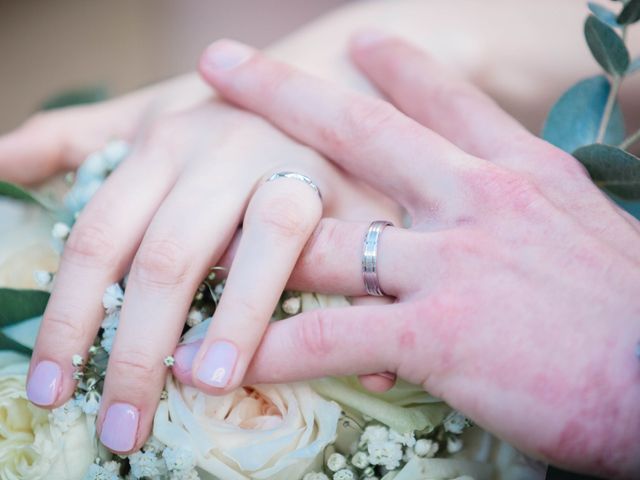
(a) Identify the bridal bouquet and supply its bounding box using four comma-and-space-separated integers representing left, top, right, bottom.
0, 142, 543, 480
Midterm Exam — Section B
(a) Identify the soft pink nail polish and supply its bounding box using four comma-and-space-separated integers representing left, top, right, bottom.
100, 403, 139, 452
26, 360, 61, 406
196, 341, 238, 388
202, 40, 253, 71
173, 341, 202, 378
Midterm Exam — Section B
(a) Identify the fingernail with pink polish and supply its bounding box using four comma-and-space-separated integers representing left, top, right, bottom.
196, 341, 238, 388
202, 40, 253, 72
173, 340, 202, 378
100, 402, 139, 452
351, 28, 390, 49
26, 360, 61, 406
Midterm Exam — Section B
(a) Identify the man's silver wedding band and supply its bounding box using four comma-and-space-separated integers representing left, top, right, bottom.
266, 171, 322, 200
362, 220, 393, 297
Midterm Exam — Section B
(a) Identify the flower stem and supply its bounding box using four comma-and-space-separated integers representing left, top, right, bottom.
619, 128, 640, 151
596, 75, 621, 144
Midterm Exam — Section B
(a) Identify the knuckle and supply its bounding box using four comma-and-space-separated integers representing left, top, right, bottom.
64, 222, 116, 267
132, 238, 191, 289
253, 193, 317, 239
463, 166, 543, 213
42, 308, 86, 345
109, 350, 160, 380
297, 309, 335, 357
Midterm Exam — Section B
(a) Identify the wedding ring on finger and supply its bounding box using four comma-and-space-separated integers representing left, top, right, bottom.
362, 220, 394, 297
266, 171, 322, 200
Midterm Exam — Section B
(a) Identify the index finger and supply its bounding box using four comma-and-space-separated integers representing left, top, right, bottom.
198, 40, 479, 211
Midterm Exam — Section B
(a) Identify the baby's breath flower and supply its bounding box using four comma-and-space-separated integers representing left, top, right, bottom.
367, 440, 403, 471
84, 463, 119, 480
170, 469, 200, 480
79, 390, 101, 416
351, 451, 369, 469
52, 222, 71, 240
186, 308, 205, 327
72, 354, 85, 367
359, 425, 389, 446
102, 311, 120, 330
129, 450, 165, 478
102, 460, 121, 475
162, 446, 195, 472
143, 435, 167, 453
282, 296, 301, 315
362, 466, 376, 478
34, 270, 53, 287
103, 283, 124, 313
101, 327, 117, 353
50, 399, 83, 432
389, 429, 416, 447
333, 469, 356, 480
447, 436, 464, 454
443, 411, 468, 434
414, 438, 439, 458
327, 452, 347, 472
302, 473, 330, 480
164, 355, 175, 367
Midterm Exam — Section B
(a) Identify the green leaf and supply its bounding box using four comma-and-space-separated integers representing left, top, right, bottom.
0, 181, 54, 210
0, 289, 50, 327
0, 331, 32, 355
542, 76, 625, 152
41, 86, 108, 111
613, 196, 640, 219
617, 0, 640, 24
584, 15, 630, 75
573, 144, 640, 199
588, 2, 620, 27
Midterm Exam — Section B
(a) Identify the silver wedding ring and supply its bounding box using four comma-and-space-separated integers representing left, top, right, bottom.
362, 220, 393, 296
266, 171, 322, 200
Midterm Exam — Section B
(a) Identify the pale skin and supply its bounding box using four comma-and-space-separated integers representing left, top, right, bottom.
0, 0, 638, 476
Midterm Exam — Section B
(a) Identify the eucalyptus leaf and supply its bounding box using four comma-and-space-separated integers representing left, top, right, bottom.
613, 197, 640, 219
584, 15, 630, 75
542, 76, 625, 152
588, 2, 620, 27
2, 316, 41, 350
0, 331, 32, 355
0, 181, 53, 210
0, 289, 50, 327
617, 0, 640, 24
41, 86, 108, 111
573, 144, 640, 199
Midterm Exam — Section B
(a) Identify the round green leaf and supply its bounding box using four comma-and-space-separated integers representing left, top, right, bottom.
573, 144, 640, 199
542, 76, 625, 152
617, 0, 640, 25
584, 15, 630, 75
588, 2, 620, 27
0, 289, 50, 327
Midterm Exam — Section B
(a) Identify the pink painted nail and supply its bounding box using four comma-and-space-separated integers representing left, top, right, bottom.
202, 40, 253, 72
196, 341, 238, 388
26, 360, 61, 406
100, 402, 139, 452
173, 341, 202, 379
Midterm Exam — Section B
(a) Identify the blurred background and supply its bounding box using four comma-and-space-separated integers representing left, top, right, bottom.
0, 0, 349, 132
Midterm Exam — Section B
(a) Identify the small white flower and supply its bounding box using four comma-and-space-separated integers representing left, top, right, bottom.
103, 140, 130, 170
414, 438, 439, 458
103, 283, 124, 313
170, 469, 200, 480
367, 440, 403, 471
101, 327, 117, 353
52, 222, 71, 239
34, 270, 53, 287
302, 473, 330, 480
444, 411, 468, 434
186, 309, 204, 327
282, 296, 301, 315
447, 436, 464, 454
102, 311, 120, 330
351, 451, 369, 469
129, 450, 165, 478
79, 390, 101, 416
327, 452, 347, 472
102, 461, 121, 475
84, 463, 119, 480
389, 429, 416, 447
333, 469, 356, 480
164, 355, 175, 367
163, 447, 195, 472
143, 435, 167, 453
72, 354, 85, 367
359, 425, 389, 446
50, 399, 83, 432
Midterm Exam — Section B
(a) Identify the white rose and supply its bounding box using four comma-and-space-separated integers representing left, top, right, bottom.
0, 351, 97, 480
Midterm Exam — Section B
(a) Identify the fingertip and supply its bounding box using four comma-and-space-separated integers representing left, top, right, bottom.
192, 340, 241, 395
171, 341, 201, 386
349, 28, 393, 54
358, 372, 396, 393
198, 39, 255, 81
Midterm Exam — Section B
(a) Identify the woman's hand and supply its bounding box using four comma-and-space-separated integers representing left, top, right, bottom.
8, 91, 399, 454
179, 35, 640, 478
